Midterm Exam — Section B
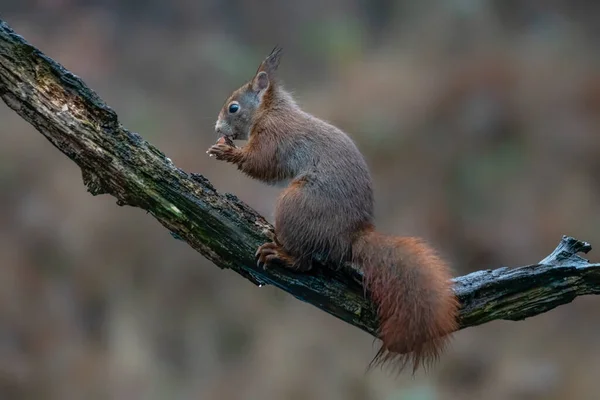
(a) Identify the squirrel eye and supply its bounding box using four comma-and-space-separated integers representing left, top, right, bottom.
228, 102, 240, 114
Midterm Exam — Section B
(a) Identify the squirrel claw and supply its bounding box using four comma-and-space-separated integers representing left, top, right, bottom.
255, 242, 313, 272
255, 242, 286, 270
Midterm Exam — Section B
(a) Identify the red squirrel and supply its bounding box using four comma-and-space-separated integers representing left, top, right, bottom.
207, 47, 459, 373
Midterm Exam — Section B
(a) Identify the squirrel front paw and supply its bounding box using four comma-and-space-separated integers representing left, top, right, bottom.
206, 142, 238, 161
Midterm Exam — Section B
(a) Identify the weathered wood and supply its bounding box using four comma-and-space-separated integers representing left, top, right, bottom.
1, 18, 599, 342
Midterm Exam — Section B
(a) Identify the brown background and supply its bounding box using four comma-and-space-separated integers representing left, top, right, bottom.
1, 1, 600, 399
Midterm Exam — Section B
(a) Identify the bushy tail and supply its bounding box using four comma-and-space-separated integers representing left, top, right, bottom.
353, 229, 459, 374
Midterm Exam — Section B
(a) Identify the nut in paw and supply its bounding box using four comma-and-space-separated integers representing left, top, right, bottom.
206, 143, 235, 160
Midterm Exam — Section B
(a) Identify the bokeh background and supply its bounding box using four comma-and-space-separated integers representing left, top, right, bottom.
2, 1, 600, 399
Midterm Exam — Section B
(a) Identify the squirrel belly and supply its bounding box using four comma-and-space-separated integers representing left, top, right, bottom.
208, 46, 460, 373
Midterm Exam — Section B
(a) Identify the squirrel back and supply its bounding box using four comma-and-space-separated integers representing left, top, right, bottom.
210, 47, 459, 373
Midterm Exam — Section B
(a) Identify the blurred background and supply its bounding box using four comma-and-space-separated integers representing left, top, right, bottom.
1, 1, 600, 399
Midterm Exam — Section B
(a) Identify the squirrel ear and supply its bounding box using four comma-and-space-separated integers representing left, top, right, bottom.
251, 46, 282, 93
256, 46, 283, 76
252, 71, 270, 92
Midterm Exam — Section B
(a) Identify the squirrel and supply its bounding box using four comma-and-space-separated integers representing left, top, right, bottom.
207, 47, 459, 373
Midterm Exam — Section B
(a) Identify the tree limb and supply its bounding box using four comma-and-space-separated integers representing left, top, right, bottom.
1, 19, 599, 340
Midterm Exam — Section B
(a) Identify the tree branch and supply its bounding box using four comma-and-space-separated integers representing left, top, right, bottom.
1, 19, 599, 340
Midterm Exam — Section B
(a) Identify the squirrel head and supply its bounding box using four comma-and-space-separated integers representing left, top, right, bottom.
215, 46, 283, 141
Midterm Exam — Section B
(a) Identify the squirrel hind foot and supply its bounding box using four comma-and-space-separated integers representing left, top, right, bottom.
255, 242, 313, 272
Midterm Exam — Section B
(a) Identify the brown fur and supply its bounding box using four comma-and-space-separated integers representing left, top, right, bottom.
354, 230, 459, 373
208, 47, 460, 373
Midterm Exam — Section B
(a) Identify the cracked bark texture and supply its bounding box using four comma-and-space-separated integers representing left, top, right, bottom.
1, 18, 599, 340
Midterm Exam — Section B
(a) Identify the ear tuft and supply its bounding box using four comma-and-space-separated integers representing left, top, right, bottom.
256, 45, 283, 76
252, 71, 269, 92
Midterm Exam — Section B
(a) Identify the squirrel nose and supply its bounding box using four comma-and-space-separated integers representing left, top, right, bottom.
215, 120, 232, 137
215, 120, 225, 134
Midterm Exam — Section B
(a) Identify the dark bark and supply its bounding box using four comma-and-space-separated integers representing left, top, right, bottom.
1, 19, 599, 341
